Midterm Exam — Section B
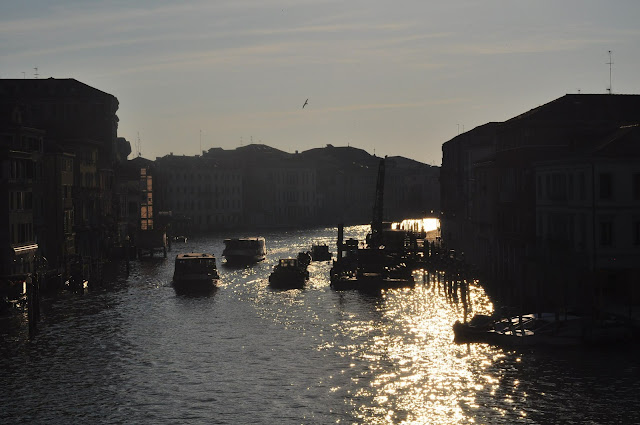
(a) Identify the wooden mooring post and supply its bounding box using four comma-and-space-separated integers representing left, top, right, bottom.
26, 273, 41, 339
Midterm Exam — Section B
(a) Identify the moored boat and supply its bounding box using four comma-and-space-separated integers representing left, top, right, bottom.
222, 237, 266, 265
172, 253, 219, 294
330, 244, 414, 292
451, 312, 634, 347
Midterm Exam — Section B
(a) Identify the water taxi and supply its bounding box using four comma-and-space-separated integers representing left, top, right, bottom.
172, 253, 219, 293
222, 237, 266, 265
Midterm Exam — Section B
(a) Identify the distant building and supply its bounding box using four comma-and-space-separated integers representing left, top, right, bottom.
155, 154, 242, 232
151, 144, 439, 231
299, 145, 440, 225
385, 156, 440, 221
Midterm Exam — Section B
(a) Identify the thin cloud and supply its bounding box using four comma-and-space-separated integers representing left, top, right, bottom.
319, 98, 466, 113
0, 2, 222, 34
456, 37, 612, 56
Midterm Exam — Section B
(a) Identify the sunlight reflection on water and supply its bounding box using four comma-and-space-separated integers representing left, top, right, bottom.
1, 225, 639, 424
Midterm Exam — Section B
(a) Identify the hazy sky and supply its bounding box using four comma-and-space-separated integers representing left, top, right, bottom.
2, 1, 639, 164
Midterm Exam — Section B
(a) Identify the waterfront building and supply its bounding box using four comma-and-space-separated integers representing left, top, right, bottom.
441, 94, 640, 308
230, 144, 308, 227
41, 150, 76, 271
385, 156, 440, 221
441, 122, 499, 258
0, 78, 121, 278
153, 143, 439, 229
299, 145, 381, 225
155, 154, 243, 232
249, 163, 317, 227
0, 106, 44, 284
115, 156, 155, 242
535, 125, 640, 305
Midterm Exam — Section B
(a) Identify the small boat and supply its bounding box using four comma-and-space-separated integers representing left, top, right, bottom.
269, 258, 308, 289
453, 313, 585, 347
172, 253, 219, 294
331, 271, 414, 292
310, 243, 332, 261
222, 237, 266, 265
173, 235, 188, 243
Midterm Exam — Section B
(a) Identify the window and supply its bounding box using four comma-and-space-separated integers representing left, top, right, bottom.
599, 220, 613, 247
568, 174, 574, 200
549, 173, 567, 201
599, 173, 613, 200
537, 176, 542, 198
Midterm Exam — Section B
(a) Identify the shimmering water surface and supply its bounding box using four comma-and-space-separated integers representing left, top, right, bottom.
2, 226, 639, 424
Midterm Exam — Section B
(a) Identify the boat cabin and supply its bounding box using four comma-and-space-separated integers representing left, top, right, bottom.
173, 253, 219, 283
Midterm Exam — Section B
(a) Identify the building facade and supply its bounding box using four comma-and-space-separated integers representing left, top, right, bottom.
0, 78, 123, 285
151, 144, 439, 232
0, 106, 44, 282
440, 94, 640, 308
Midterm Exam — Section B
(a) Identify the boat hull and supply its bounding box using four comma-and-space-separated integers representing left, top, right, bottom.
223, 255, 266, 265
331, 273, 414, 292
173, 253, 219, 295
268, 271, 306, 289
172, 277, 217, 295
222, 237, 266, 265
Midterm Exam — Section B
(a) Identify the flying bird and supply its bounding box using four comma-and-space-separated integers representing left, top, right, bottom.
302, 99, 308, 109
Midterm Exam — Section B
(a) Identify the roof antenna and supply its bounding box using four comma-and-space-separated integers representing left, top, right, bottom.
136, 132, 142, 157
606, 50, 613, 94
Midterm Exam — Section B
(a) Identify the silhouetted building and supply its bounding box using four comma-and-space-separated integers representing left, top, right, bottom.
0, 106, 44, 283
299, 145, 379, 225
534, 124, 640, 307
155, 153, 242, 232
152, 144, 439, 230
441, 94, 640, 309
385, 156, 440, 220
115, 156, 155, 244
441, 122, 499, 257
0, 78, 121, 280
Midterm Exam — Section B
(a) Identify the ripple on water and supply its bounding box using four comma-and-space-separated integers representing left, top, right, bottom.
2, 226, 640, 424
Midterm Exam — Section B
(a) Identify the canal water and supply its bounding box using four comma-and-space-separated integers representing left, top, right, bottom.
1, 225, 639, 424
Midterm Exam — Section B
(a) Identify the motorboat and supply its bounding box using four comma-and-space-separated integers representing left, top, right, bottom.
310, 243, 332, 261
269, 258, 308, 289
172, 253, 219, 293
222, 237, 266, 265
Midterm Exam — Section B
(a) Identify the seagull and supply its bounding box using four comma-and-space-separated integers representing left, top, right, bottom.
302, 99, 308, 109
